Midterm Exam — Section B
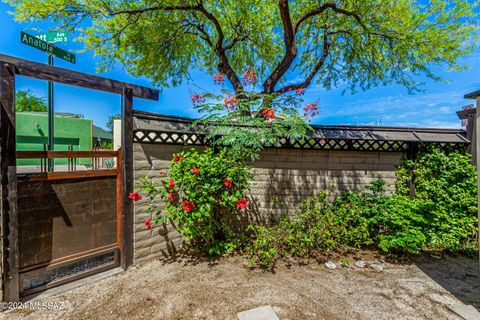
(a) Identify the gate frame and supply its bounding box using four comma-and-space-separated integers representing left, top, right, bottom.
0, 54, 159, 301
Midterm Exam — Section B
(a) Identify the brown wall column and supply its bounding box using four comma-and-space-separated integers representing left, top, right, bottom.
0, 63, 19, 301
121, 88, 134, 269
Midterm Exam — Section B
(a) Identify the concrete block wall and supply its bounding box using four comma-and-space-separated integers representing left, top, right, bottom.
132, 143, 404, 263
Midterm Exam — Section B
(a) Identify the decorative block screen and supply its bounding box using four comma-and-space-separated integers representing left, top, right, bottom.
133, 129, 468, 153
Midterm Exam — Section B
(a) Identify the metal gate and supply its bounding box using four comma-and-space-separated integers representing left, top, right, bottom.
0, 54, 159, 301
16, 150, 122, 297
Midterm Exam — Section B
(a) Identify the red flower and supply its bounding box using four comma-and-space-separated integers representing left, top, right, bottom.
304, 102, 319, 119
173, 155, 184, 163
168, 192, 175, 202
295, 87, 305, 95
224, 178, 233, 189
261, 108, 276, 121
159, 171, 165, 176
169, 179, 175, 189
236, 198, 249, 210
191, 93, 205, 106
182, 200, 195, 212
223, 95, 238, 111
243, 68, 257, 85
213, 72, 225, 85
192, 166, 200, 176
128, 191, 142, 202
144, 219, 152, 229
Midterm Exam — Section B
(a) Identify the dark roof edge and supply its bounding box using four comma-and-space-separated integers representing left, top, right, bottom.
133, 110, 466, 135
465, 90, 480, 99
457, 108, 476, 119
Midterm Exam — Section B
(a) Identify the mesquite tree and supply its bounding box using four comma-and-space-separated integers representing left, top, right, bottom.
6, 0, 477, 152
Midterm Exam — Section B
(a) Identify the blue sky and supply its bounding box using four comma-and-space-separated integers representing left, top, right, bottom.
0, 2, 478, 130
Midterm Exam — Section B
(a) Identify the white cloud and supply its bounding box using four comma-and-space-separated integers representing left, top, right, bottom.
318, 89, 467, 128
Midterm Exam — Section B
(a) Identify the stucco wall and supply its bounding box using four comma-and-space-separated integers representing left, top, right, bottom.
132, 142, 404, 264
16, 112, 93, 166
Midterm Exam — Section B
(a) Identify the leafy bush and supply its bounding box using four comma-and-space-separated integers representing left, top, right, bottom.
136, 147, 254, 255
248, 193, 374, 268
395, 148, 477, 252
248, 148, 478, 268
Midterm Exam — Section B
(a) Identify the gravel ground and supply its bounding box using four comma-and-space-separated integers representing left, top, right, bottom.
2, 252, 479, 320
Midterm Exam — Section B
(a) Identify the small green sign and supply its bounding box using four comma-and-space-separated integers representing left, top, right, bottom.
21, 31, 76, 64
36, 32, 68, 43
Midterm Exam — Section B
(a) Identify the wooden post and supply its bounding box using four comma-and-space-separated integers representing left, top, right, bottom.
116, 148, 123, 250
0, 63, 19, 301
121, 88, 134, 270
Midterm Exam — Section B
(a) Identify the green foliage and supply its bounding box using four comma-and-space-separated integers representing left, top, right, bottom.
5, 1, 477, 95
136, 147, 253, 255
248, 193, 374, 268
340, 258, 352, 268
248, 148, 478, 268
103, 159, 115, 168
15, 89, 47, 112
8, 1, 477, 160
106, 113, 120, 132
99, 140, 113, 150
194, 90, 311, 158
395, 148, 478, 251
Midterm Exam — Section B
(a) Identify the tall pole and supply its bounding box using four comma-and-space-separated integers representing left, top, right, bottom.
48, 54, 54, 171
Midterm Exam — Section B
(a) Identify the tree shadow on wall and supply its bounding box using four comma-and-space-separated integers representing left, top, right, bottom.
253, 150, 398, 223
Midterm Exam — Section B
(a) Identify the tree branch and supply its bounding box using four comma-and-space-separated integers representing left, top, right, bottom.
197, 5, 245, 97
294, 3, 367, 32
274, 32, 330, 94
262, 2, 369, 94
224, 34, 249, 50
109, 2, 245, 97
110, 4, 202, 16
183, 19, 214, 47
263, 0, 297, 94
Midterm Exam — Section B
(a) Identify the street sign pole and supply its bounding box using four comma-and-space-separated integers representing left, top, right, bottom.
48, 54, 54, 172
20, 31, 76, 171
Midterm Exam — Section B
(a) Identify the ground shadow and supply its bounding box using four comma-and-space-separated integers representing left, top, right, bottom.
415, 254, 480, 310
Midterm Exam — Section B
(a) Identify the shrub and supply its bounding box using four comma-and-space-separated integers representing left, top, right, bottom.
136, 147, 254, 255
396, 148, 478, 252
248, 148, 478, 268
248, 193, 374, 268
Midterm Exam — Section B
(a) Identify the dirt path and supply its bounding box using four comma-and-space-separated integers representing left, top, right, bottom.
2, 254, 478, 320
